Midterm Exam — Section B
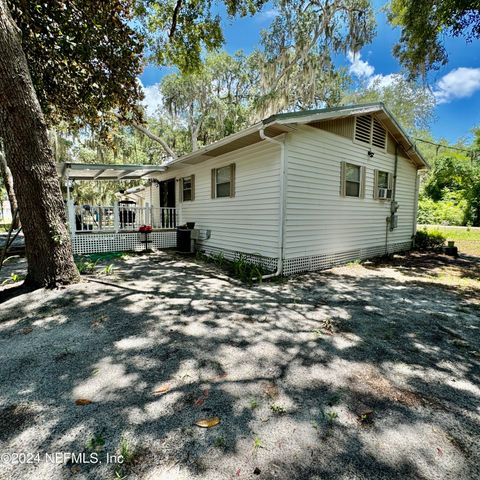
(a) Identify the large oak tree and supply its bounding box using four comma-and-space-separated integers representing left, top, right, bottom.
0, 0, 80, 286
0, 0, 264, 287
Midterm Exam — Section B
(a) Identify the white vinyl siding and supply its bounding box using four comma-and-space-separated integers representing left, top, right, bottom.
154, 141, 281, 258
284, 125, 417, 259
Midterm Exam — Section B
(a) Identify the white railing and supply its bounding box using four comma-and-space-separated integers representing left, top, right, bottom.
69, 204, 177, 232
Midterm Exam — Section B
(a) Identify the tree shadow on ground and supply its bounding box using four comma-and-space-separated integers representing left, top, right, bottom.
0, 251, 479, 479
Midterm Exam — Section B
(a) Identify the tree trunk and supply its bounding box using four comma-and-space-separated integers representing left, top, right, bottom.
0, 0, 79, 288
0, 139, 20, 229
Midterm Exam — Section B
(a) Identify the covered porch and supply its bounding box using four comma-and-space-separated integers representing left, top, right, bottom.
58, 162, 177, 234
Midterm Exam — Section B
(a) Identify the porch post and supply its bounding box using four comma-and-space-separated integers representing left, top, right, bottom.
113, 203, 120, 233
67, 200, 76, 235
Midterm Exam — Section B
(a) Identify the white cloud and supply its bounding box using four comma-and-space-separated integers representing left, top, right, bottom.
140, 81, 163, 117
433, 67, 480, 104
257, 8, 279, 22
347, 51, 375, 78
347, 51, 403, 92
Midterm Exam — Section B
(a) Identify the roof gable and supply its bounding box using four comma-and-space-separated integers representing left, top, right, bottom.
167, 103, 428, 170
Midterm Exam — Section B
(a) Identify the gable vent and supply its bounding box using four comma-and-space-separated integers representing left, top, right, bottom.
372, 118, 387, 149
354, 114, 387, 150
354, 115, 372, 145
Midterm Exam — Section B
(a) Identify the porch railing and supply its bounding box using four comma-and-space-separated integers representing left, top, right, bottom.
68, 204, 177, 233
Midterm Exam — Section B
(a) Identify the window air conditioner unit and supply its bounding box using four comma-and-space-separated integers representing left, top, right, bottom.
378, 188, 392, 199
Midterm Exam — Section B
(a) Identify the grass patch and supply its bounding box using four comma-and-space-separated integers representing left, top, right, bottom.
421, 225, 480, 256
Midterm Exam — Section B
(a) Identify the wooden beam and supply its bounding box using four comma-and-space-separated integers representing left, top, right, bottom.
93, 168, 106, 180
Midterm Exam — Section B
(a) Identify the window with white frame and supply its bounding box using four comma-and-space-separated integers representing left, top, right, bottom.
340, 161, 365, 198
211, 164, 235, 198
374, 169, 393, 199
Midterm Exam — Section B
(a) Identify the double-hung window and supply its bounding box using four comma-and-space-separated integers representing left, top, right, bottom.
340, 162, 365, 198
180, 175, 195, 202
211, 164, 236, 198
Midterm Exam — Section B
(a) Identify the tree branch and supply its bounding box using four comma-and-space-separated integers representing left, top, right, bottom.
169, 0, 183, 38
131, 121, 177, 159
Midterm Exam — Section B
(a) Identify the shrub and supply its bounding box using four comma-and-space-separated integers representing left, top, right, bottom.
417, 192, 467, 226
414, 229, 446, 251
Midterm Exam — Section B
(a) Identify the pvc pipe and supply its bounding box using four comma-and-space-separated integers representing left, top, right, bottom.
258, 128, 286, 280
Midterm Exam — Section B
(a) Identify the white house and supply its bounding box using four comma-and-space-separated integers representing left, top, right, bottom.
133, 103, 428, 275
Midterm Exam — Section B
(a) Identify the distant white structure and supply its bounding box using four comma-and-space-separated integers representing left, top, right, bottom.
0, 199, 12, 224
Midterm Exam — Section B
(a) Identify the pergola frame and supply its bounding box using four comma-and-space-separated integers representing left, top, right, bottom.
57, 162, 166, 201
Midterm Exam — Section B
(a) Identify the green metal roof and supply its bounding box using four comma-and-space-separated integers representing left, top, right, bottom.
262, 102, 385, 124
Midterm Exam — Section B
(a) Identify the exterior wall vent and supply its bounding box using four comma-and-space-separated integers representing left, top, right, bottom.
354, 115, 387, 151
372, 118, 387, 149
354, 115, 372, 145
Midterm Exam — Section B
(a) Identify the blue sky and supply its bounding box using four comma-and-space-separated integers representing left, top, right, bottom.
140, 1, 480, 144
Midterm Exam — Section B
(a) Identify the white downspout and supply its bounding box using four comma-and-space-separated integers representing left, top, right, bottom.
258, 128, 286, 280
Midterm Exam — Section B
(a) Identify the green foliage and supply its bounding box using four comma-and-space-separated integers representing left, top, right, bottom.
270, 403, 286, 415
119, 437, 135, 464
417, 128, 480, 227
415, 229, 446, 251
418, 192, 467, 226
195, 251, 269, 284
214, 436, 226, 448
232, 255, 266, 285
252, 436, 263, 450
136, 0, 266, 73
346, 75, 435, 133
210, 252, 225, 267
160, 51, 253, 151
75, 258, 98, 274
253, 0, 375, 117
8, 0, 144, 131
86, 433, 105, 452
87, 252, 129, 262
1, 272, 24, 285
100, 264, 115, 276
387, 0, 480, 79
325, 411, 338, 422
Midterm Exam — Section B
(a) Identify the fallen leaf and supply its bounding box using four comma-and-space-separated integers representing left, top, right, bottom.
75, 399, 92, 406
194, 417, 221, 428
437, 447, 444, 456
263, 383, 279, 399
194, 397, 205, 406
153, 384, 171, 395
21, 327, 33, 335
236, 468, 241, 477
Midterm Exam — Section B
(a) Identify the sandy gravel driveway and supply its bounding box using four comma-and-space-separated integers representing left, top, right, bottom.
0, 251, 479, 480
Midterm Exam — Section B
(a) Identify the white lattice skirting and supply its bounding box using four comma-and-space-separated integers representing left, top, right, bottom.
71, 231, 177, 255
198, 240, 412, 276
282, 241, 413, 275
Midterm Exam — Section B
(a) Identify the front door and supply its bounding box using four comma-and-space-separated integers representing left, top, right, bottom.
159, 179, 176, 228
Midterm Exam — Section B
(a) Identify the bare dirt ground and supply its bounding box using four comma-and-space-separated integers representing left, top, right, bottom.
0, 251, 479, 480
